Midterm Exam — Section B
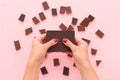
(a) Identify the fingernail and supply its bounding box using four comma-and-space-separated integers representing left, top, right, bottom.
54, 38, 58, 43
63, 38, 67, 43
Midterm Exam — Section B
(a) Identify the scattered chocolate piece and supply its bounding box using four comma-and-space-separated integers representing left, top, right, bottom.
18, 14, 25, 22
60, 6, 66, 14
67, 25, 74, 31
72, 17, 78, 25
91, 48, 97, 55
14, 40, 21, 50
45, 31, 75, 52
39, 29, 46, 34
77, 26, 85, 31
66, 6, 72, 14
42, 1, 49, 10
63, 66, 69, 76
40, 67, 48, 75
59, 23, 67, 31
95, 29, 104, 38
32, 17, 40, 24
80, 18, 90, 27
73, 63, 76, 67
82, 38, 91, 45
39, 12, 46, 21
52, 8, 57, 16
96, 60, 102, 66
88, 15, 95, 22
53, 58, 60, 66
25, 27, 33, 35
67, 54, 73, 57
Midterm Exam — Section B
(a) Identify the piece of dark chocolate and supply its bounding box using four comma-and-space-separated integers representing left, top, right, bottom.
72, 17, 78, 25
95, 29, 104, 38
88, 15, 95, 22
96, 60, 101, 66
91, 48, 97, 55
42, 1, 49, 10
25, 27, 33, 35
52, 8, 57, 16
80, 18, 90, 27
63, 66, 69, 76
32, 17, 40, 24
39, 12, 46, 21
77, 26, 85, 31
60, 6, 66, 14
14, 40, 21, 50
59, 23, 67, 31
39, 29, 46, 34
66, 6, 72, 14
53, 58, 60, 66
40, 67, 48, 75
18, 14, 25, 22
82, 38, 91, 45
67, 25, 74, 31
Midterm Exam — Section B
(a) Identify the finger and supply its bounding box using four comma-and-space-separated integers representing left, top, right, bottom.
36, 34, 46, 43
75, 37, 81, 46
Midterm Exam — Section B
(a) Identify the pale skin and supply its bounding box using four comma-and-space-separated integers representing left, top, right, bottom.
23, 34, 99, 80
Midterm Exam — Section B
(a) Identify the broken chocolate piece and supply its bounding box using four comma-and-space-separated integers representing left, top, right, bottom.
45, 30, 75, 52
88, 15, 95, 22
66, 6, 72, 14
53, 58, 60, 66
40, 67, 48, 75
39, 12, 46, 21
67, 25, 74, 31
42, 1, 49, 10
96, 60, 101, 66
80, 18, 90, 27
25, 27, 33, 35
52, 8, 57, 16
72, 17, 78, 25
60, 6, 66, 14
14, 40, 21, 50
32, 17, 40, 24
77, 26, 85, 31
63, 66, 69, 76
59, 23, 67, 31
91, 48, 97, 55
95, 29, 104, 38
39, 29, 46, 34
18, 14, 25, 22
82, 38, 91, 45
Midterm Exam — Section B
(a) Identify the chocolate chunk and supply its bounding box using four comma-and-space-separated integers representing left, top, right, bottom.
95, 29, 104, 38
63, 66, 69, 76
96, 60, 101, 66
42, 1, 49, 10
18, 14, 25, 22
52, 8, 57, 16
59, 23, 67, 31
39, 29, 46, 34
40, 67, 48, 75
39, 12, 46, 21
66, 6, 72, 14
53, 58, 60, 66
91, 48, 97, 55
45, 30, 75, 52
72, 17, 78, 25
67, 54, 73, 57
82, 38, 91, 45
77, 26, 85, 31
14, 40, 21, 50
32, 17, 40, 24
60, 6, 66, 14
67, 25, 74, 31
25, 27, 33, 35
80, 18, 90, 27
88, 15, 95, 22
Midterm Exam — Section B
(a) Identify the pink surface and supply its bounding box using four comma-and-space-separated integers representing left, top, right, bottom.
0, 0, 120, 80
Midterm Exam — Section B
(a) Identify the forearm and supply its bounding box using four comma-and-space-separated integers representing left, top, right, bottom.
77, 61, 99, 80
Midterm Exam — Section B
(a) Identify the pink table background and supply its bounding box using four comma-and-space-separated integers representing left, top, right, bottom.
0, 0, 120, 80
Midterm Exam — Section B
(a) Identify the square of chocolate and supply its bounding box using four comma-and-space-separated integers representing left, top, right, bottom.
40, 67, 48, 75
80, 18, 90, 27
45, 30, 75, 52
39, 29, 46, 34
32, 17, 40, 24
72, 17, 78, 25
67, 25, 74, 31
91, 48, 97, 55
60, 6, 66, 14
66, 6, 72, 14
77, 26, 85, 31
18, 13, 25, 22
52, 8, 57, 16
25, 27, 33, 35
59, 23, 67, 31
53, 58, 60, 66
42, 1, 49, 10
14, 40, 21, 50
88, 15, 95, 22
95, 29, 104, 38
39, 12, 46, 21
63, 66, 69, 76
82, 38, 91, 45
96, 60, 101, 66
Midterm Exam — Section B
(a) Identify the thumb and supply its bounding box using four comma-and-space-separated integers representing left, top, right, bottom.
44, 38, 58, 49
63, 38, 76, 52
